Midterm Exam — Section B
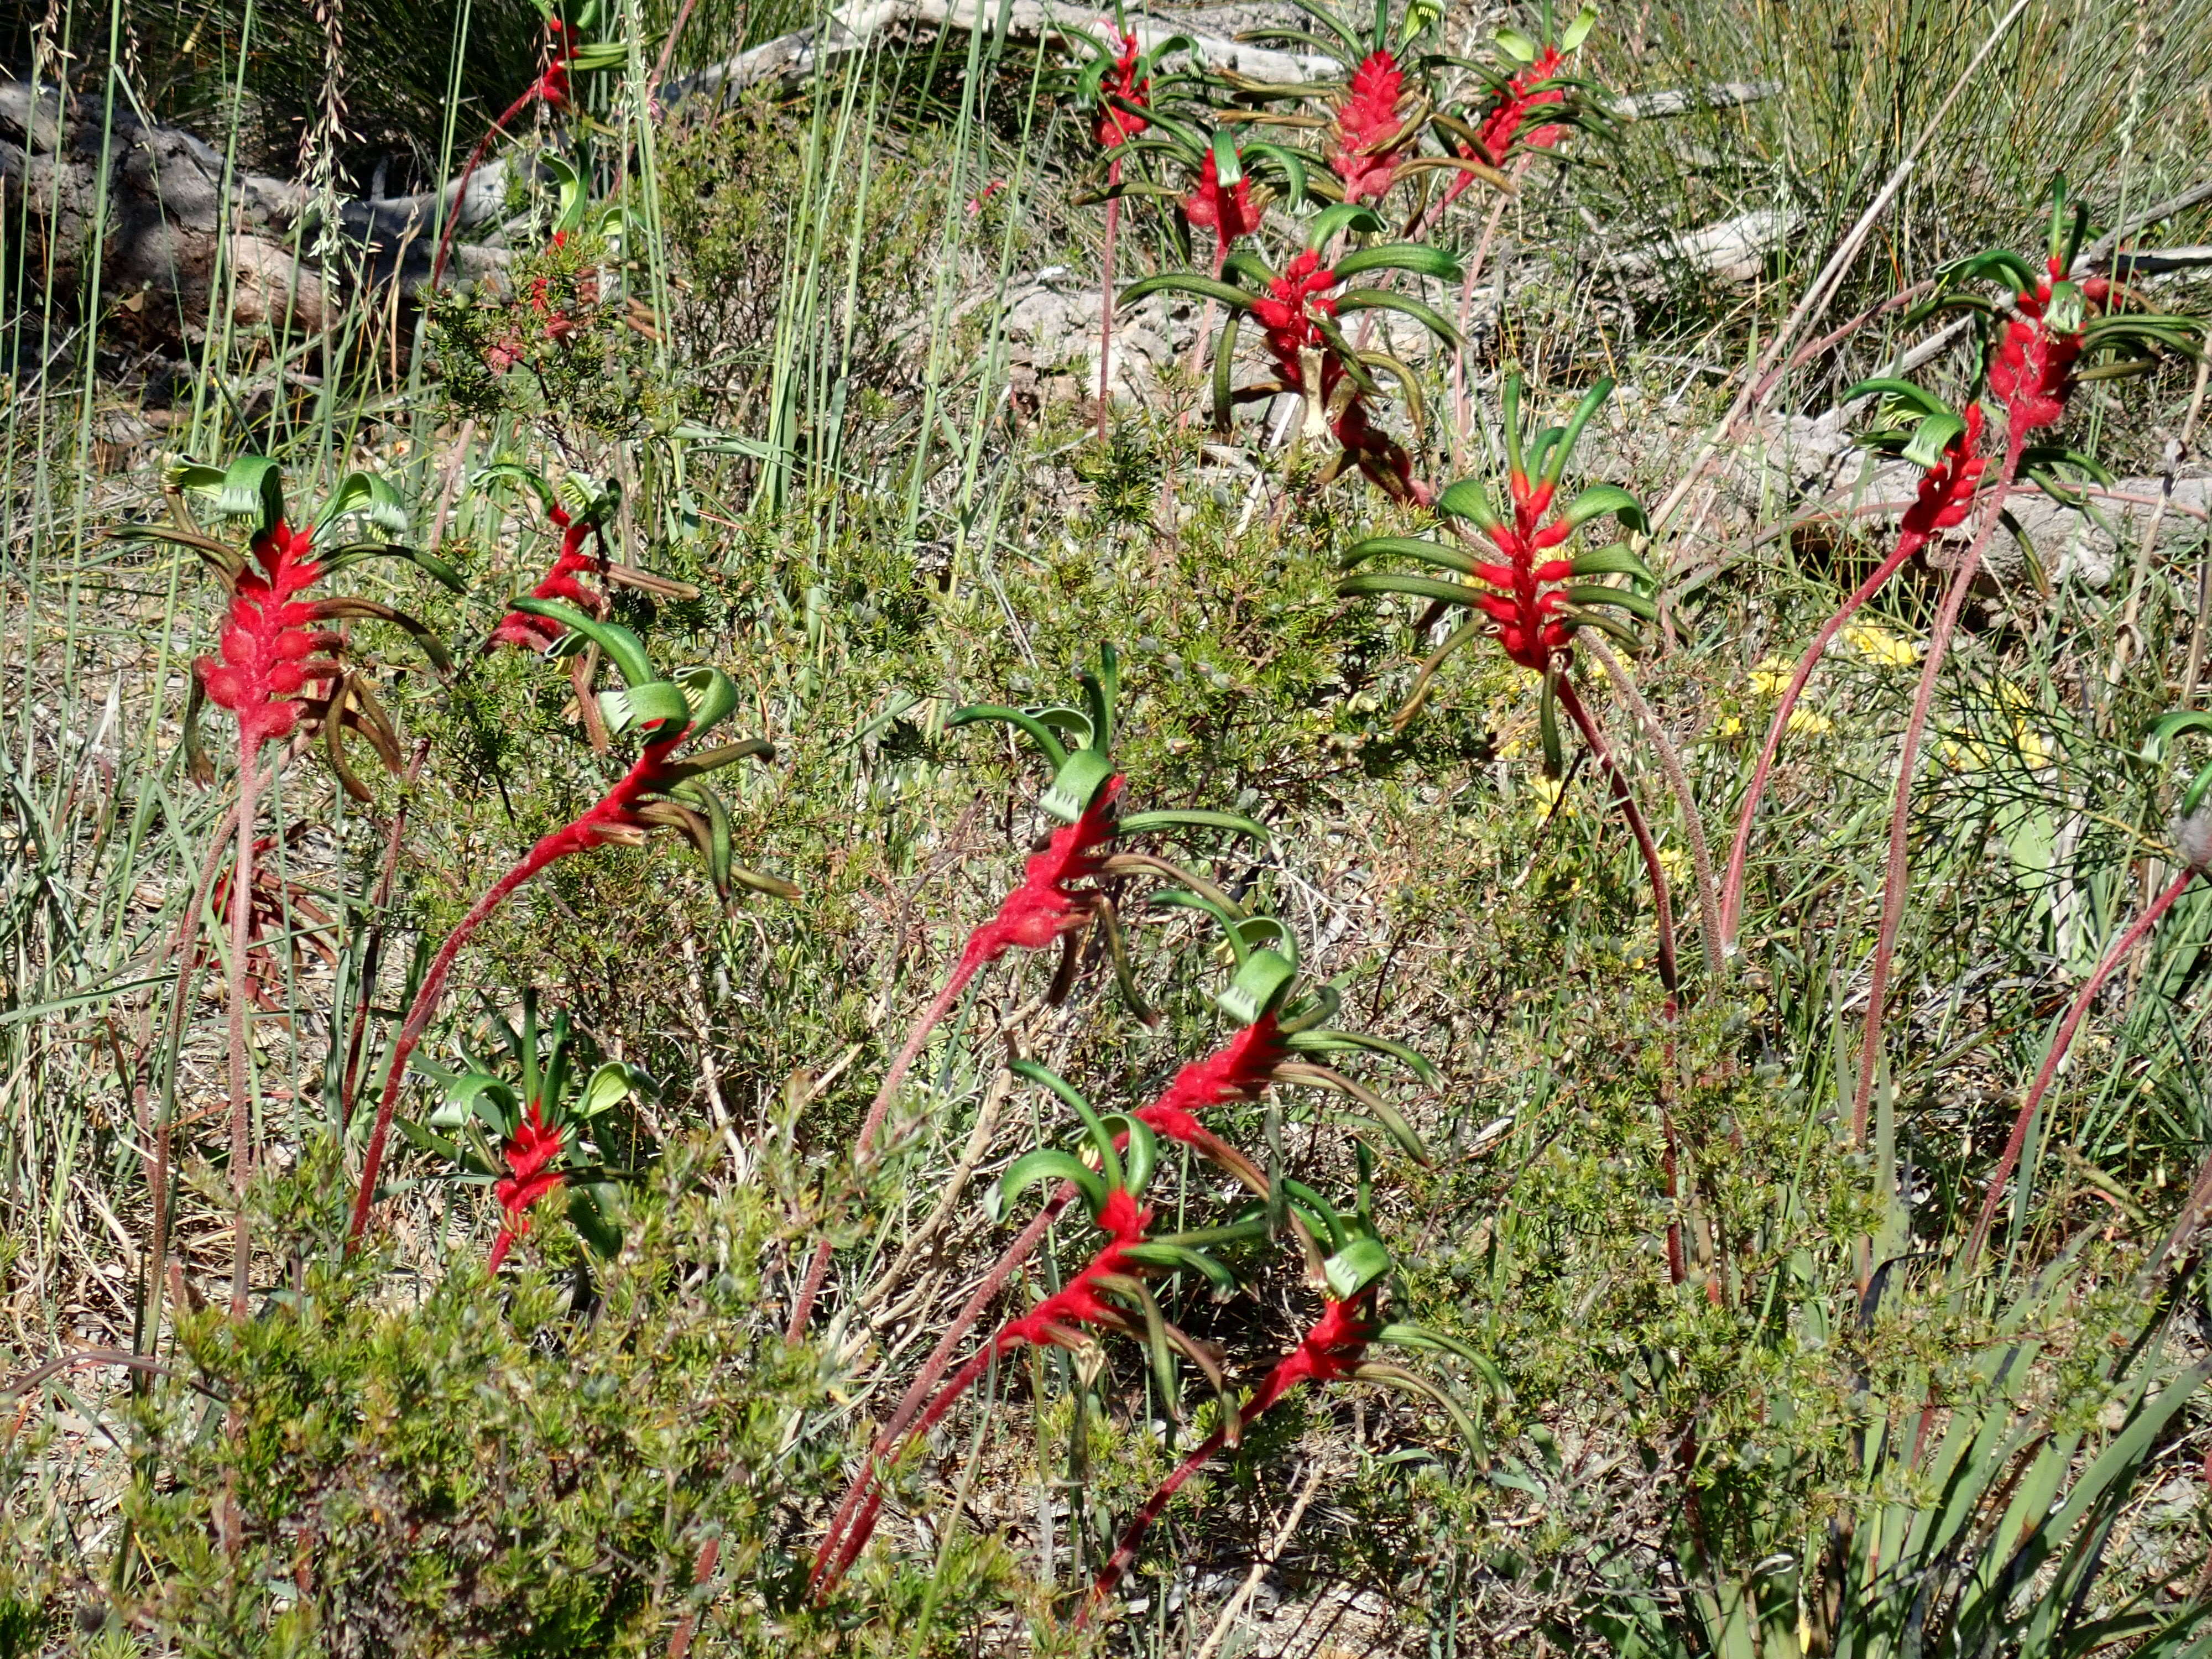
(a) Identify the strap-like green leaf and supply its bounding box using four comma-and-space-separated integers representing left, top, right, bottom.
997, 1149, 1107, 1222
1283, 1026, 1442, 1086
1338, 571, 1478, 606
317, 542, 467, 593
1562, 582, 1658, 622
946, 703, 1070, 769
1332, 242, 1464, 282
1434, 477, 1505, 529
1374, 1321, 1481, 1361
1342, 535, 1482, 576
1119, 272, 1254, 311
1304, 202, 1386, 249
1115, 808, 1271, 845
1559, 483, 1647, 532
1332, 289, 1463, 346
509, 598, 656, 685
1569, 543, 1655, 581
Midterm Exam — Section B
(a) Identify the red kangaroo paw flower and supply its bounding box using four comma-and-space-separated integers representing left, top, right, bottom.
486, 1102, 567, 1272
1137, 1015, 1289, 1144
1329, 50, 1409, 203
1989, 258, 2085, 435
1249, 252, 1339, 393
1183, 150, 1260, 275
196, 520, 332, 752
1086, 1292, 1376, 1614
955, 777, 1123, 970
1446, 45, 1566, 206
491, 506, 609, 651
1092, 31, 1149, 149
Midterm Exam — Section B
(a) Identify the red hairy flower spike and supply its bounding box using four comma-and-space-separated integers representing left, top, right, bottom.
196, 520, 340, 752
487, 1101, 567, 1272
1452, 43, 1566, 204
1898, 401, 1988, 557
1329, 50, 1410, 203
1093, 31, 1149, 149
1183, 150, 1261, 275
957, 778, 1123, 968
1989, 257, 2087, 434
1137, 1015, 1290, 1144
1249, 252, 1340, 393
491, 505, 608, 651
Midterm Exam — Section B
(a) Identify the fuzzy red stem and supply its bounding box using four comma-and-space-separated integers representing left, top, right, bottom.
226, 738, 261, 1318
1557, 675, 1679, 993
817, 1336, 1008, 1588
430, 84, 544, 289
345, 844, 564, 1248
1719, 533, 1924, 943
1849, 433, 2028, 1149
809, 1185, 1071, 1577
1085, 1424, 1229, 1611
1960, 869, 2194, 1267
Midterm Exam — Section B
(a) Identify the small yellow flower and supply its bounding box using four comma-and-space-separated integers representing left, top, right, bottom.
2018, 728, 2057, 770
1748, 657, 1794, 698
1713, 713, 1744, 738
1526, 775, 1567, 815
1656, 844, 1688, 886
1786, 707, 1832, 736
1842, 623, 1916, 668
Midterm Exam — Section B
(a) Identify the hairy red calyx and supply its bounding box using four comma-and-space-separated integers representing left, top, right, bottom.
1138, 1015, 1290, 1144
1989, 257, 2102, 434
492, 505, 608, 651
197, 520, 341, 752
1464, 468, 1581, 669
1450, 43, 1567, 206
487, 1102, 567, 1272
956, 778, 1123, 970
1329, 50, 1411, 203
1898, 401, 1989, 560
1185, 150, 1261, 275
1093, 31, 1150, 149
1250, 251, 1340, 392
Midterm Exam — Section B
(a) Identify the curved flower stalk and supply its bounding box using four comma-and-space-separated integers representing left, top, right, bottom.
840, 646, 1269, 1173
398, 992, 652, 1272
1958, 711, 2212, 1271
1847, 179, 2205, 1147
1084, 1186, 1479, 1618
348, 611, 788, 1249
119, 455, 456, 1314
1717, 386, 1989, 942
1340, 374, 1713, 988
1067, 19, 1192, 439
811, 1103, 1241, 1591
786, 646, 1270, 1335
204, 827, 337, 1013
1123, 207, 1462, 499
429, 10, 635, 286
808, 907, 1436, 1585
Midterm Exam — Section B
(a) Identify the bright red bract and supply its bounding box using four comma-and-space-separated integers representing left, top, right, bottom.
197, 520, 338, 751
488, 1102, 568, 1272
